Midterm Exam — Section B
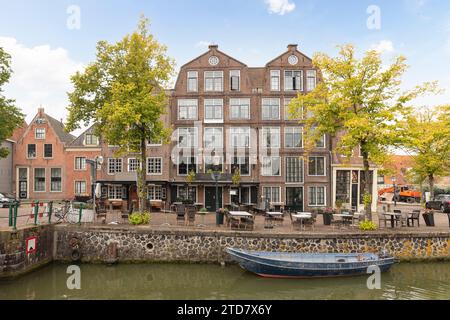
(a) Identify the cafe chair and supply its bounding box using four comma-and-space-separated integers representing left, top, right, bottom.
408, 210, 421, 227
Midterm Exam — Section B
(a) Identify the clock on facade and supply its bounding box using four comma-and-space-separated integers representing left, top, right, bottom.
208, 56, 219, 66
288, 55, 299, 65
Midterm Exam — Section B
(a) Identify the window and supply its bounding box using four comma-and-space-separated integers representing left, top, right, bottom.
50, 168, 62, 192
308, 156, 325, 176
178, 156, 197, 175
85, 134, 99, 146
262, 98, 280, 120
316, 135, 326, 148
286, 157, 304, 183
230, 70, 240, 91
284, 70, 303, 91
75, 157, 86, 170
263, 187, 281, 203
75, 181, 86, 195
177, 186, 197, 202
148, 138, 163, 146
309, 186, 326, 206
204, 128, 223, 149
205, 156, 223, 173
128, 158, 141, 172
44, 144, 53, 158
270, 70, 280, 91
377, 174, 385, 185
205, 71, 223, 92
285, 127, 303, 148
148, 186, 166, 200
35, 128, 45, 139
230, 127, 250, 148
284, 98, 302, 120
178, 99, 198, 120
231, 157, 250, 176
34, 168, 45, 192
229, 98, 250, 120
262, 157, 281, 176
178, 128, 198, 148
187, 71, 198, 92
108, 158, 123, 174
147, 158, 162, 175
108, 185, 123, 200
27, 144, 36, 158
262, 127, 280, 148
306, 70, 317, 91
204, 99, 223, 122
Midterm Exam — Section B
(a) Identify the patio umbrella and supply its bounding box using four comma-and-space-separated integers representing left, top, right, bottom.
95, 183, 102, 198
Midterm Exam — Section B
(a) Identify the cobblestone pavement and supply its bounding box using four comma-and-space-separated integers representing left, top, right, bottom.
1, 202, 449, 233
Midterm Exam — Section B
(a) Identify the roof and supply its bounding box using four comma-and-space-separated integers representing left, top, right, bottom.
46, 115, 76, 144
68, 125, 97, 147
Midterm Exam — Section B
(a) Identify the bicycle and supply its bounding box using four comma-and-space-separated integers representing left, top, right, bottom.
53, 200, 80, 224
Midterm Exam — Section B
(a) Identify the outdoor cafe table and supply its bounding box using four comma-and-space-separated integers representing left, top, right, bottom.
229, 211, 253, 218
383, 212, 402, 228
292, 213, 312, 230
333, 213, 357, 226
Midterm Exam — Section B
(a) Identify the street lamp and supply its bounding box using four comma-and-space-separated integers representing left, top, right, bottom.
86, 156, 104, 215
210, 155, 222, 226
391, 176, 397, 207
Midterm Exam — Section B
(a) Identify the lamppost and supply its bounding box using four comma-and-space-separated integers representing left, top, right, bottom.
210, 155, 222, 226
391, 176, 397, 207
86, 156, 104, 215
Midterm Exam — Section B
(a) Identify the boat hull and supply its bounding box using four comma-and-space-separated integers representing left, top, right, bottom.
226, 248, 395, 279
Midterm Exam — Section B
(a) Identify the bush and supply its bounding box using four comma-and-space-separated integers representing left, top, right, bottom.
129, 212, 151, 225
359, 220, 378, 231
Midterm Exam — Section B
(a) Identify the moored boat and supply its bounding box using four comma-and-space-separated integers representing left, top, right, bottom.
225, 248, 395, 279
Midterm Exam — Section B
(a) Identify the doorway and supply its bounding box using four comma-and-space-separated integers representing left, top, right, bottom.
18, 168, 28, 199
205, 187, 223, 212
286, 187, 304, 212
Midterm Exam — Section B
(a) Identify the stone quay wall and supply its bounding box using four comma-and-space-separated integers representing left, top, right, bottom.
54, 226, 450, 264
0, 225, 54, 279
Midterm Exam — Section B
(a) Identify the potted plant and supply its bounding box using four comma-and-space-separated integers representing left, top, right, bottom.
422, 209, 435, 227
335, 199, 344, 213
322, 207, 334, 226
216, 208, 228, 226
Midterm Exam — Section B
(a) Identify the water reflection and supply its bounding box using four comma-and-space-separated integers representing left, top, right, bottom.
0, 263, 449, 300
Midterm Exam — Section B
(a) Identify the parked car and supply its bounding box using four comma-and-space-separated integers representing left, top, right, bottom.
426, 194, 450, 213
0, 193, 18, 208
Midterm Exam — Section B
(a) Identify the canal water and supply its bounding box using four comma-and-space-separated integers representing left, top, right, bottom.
0, 263, 449, 300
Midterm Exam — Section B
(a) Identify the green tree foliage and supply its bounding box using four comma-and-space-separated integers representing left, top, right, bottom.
0, 47, 24, 158
288, 44, 437, 220
65, 16, 175, 211
404, 106, 450, 199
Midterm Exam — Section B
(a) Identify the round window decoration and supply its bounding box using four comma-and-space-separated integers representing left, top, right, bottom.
288, 55, 299, 65
208, 56, 220, 66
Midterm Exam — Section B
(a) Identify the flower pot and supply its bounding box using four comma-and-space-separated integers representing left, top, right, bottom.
422, 213, 435, 227
323, 213, 332, 226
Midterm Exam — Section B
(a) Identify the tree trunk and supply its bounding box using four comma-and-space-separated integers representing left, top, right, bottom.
361, 144, 372, 221
429, 174, 435, 200
138, 137, 147, 213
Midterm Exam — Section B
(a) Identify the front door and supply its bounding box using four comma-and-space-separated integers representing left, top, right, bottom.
205, 187, 222, 212
286, 187, 304, 212
18, 168, 28, 199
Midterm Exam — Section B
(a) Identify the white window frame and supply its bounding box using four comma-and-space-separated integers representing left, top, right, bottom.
187, 71, 198, 93
128, 158, 141, 172
204, 155, 224, 173
35, 128, 45, 140
148, 185, 166, 200
204, 71, 223, 92
262, 127, 280, 148
74, 181, 87, 195
178, 99, 198, 120
50, 168, 62, 192
43, 144, 53, 159
177, 156, 197, 176
108, 185, 123, 200
306, 70, 317, 91
177, 186, 198, 202
84, 134, 99, 146
230, 127, 251, 148
316, 134, 326, 148
147, 157, 163, 176
263, 186, 281, 203
204, 127, 223, 149
177, 127, 198, 148
308, 156, 326, 177
229, 98, 250, 120
75, 157, 87, 171
284, 70, 303, 91
262, 156, 281, 176
284, 98, 302, 120
262, 98, 280, 120
285, 157, 304, 183
308, 186, 326, 206
27, 144, 37, 159
33, 168, 46, 193
204, 99, 224, 123
285, 127, 303, 148
230, 70, 240, 91
270, 70, 280, 91
231, 156, 251, 176
108, 158, 123, 175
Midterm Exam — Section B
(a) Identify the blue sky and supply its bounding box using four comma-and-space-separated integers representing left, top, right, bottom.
1, 0, 449, 125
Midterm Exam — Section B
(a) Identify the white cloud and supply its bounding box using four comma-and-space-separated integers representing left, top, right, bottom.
371, 40, 395, 54
265, 0, 296, 15
0, 36, 84, 126
196, 41, 212, 48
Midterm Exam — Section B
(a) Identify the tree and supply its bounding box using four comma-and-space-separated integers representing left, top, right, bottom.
65, 16, 175, 212
0, 47, 24, 158
289, 44, 437, 220
404, 106, 450, 200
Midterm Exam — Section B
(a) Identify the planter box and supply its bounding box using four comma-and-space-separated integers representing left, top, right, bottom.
323, 213, 332, 226
422, 213, 435, 227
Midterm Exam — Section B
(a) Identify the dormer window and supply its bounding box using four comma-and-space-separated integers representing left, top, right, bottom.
35, 128, 45, 139
284, 70, 303, 91
85, 134, 99, 146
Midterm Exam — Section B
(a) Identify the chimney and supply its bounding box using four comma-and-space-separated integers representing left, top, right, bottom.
38, 107, 45, 115
209, 44, 218, 50
287, 44, 298, 51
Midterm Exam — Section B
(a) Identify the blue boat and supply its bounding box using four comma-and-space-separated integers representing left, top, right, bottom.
225, 248, 395, 279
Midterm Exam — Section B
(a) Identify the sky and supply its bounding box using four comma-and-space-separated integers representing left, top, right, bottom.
1, 0, 450, 130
